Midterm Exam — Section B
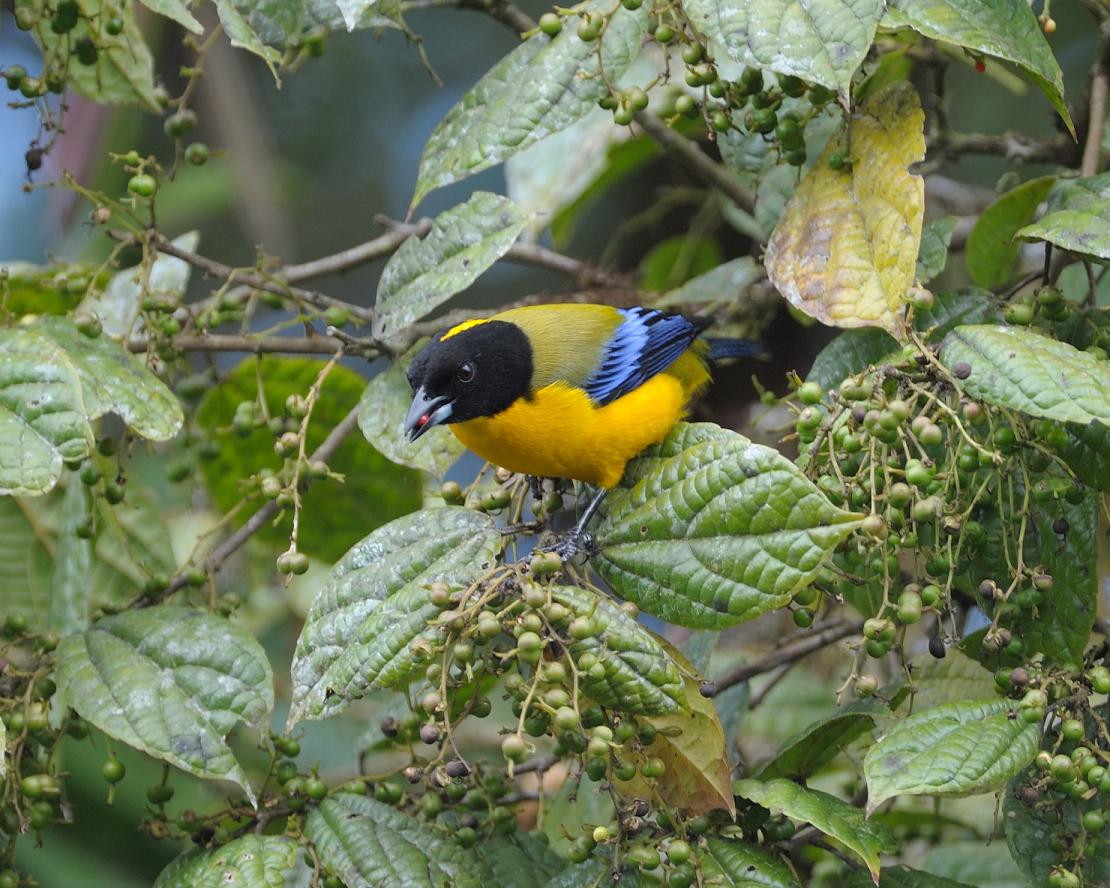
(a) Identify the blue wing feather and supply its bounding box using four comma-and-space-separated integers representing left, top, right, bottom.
584, 307, 699, 406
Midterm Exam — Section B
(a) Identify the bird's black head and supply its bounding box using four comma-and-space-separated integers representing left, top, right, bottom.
403, 320, 533, 441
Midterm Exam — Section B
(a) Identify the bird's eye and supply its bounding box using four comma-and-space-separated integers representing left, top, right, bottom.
457, 361, 475, 383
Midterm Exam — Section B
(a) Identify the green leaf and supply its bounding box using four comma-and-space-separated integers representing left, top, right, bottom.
56, 607, 273, 803
844, 866, 976, 888
36, 317, 184, 444
614, 639, 735, 816
20, 0, 159, 109
639, 236, 723, 292
912, 288, 1001, 338
89, 486, 178, 610
920, 841, 1025, 888
965, 177, 1055, 287
700, 837, 801, 887
375, 193, 533, 339
1021, 490, 1098, 665
653, 257, 762, 310
138, 0, 203, 33
412, 0, 648, 206
0, 262, 85, 317
0, 483, 175, 630
1004, 760, 1110, 887
51, 478, 92, 636
863, 698, 1039, 812
306, 793, 482, 888
595, 423, 862, 629
758, 709, 877, 780
505, 108, 621, 235
805, 289, 997, 393
683, 0, 883, 92
0, 319, 184, 496
806, 329, 901, 392
939, 324, 1110, 426
0, 327, 92, 496
480, 832, 566, 888
287, 507, 500, 727
1058, 420, 1110, 490
897, 649, 996, 713
83, 232, 199, 338
154, 835, 296, 888
548, 586, 684, 714
215, 0, 282, 75
885, 0, 1072, 134
195, 357, 421, 562
543, 861, 640, 888
733, 778, 895, 881
0, 498, 54, 630
1017, 171, 1110, 261
916, 217, 956, 284
358, 348, 465, 475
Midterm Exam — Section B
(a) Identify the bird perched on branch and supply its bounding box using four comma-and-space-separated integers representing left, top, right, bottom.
403, 303, 762, 498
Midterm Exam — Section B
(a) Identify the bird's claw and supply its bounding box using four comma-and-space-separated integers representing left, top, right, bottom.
549, 529, 597, 562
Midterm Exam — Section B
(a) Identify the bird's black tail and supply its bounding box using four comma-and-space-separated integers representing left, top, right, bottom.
705, 337, 770, 362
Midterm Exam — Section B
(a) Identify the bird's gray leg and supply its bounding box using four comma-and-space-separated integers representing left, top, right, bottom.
549, 488, 606, 560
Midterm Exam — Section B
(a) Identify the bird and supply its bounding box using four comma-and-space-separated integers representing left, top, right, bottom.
402, 304, 763, 529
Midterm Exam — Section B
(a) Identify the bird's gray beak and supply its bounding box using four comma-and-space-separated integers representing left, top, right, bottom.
404, 386, 454, 442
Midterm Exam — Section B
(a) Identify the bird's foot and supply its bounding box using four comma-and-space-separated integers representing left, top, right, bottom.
547, 528, 598, 562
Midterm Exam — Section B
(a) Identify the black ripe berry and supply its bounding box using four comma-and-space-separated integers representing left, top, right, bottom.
25, 147, 43, 172
953, 361, 972, 379
1052, 517, 1069, 535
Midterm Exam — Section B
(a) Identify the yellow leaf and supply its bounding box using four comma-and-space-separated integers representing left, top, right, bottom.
613, 638, 735, 818
765, 81, 925, 337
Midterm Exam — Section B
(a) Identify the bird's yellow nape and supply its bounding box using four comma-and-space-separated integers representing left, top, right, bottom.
441, 318, 491, 341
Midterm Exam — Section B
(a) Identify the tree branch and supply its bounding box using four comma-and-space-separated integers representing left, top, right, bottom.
1082, 22, 1110, 177
936, 131, 1072, 165
133, 402, 363, 607
714, 619, 862, 693
279, 218, 433, 282
377, 218, 633, 290
634, 112, 757, 214
127, 333, 348, 355
455, 0, 534, 33
130, 231, 377, 325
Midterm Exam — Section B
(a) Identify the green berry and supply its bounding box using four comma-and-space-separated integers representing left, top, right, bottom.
74, 37, 98, 65
127, 174, 157, 198
1084, 810, 1106, 833
538, 12, 562, 35
641, 757, 666, 779
185, 142, 209, 166
276, 551, 310, 575
101, 756, 125, 784
653, 24, 674, 43
501, 734, 528, 763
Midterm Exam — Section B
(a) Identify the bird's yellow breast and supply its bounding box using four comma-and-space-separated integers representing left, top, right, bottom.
449, 359, 706, 488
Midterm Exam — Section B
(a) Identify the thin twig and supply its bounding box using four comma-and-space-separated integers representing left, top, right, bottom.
377, 218, 632, 290
132, 403, 363, 607
715, 620, 863, 693
938, 131, 1072, 165
455, 0, 535, 32
126, 334, 349, 354
279, 219, 434, 282
634, 112, 757, 214
118, 230, 377, 325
